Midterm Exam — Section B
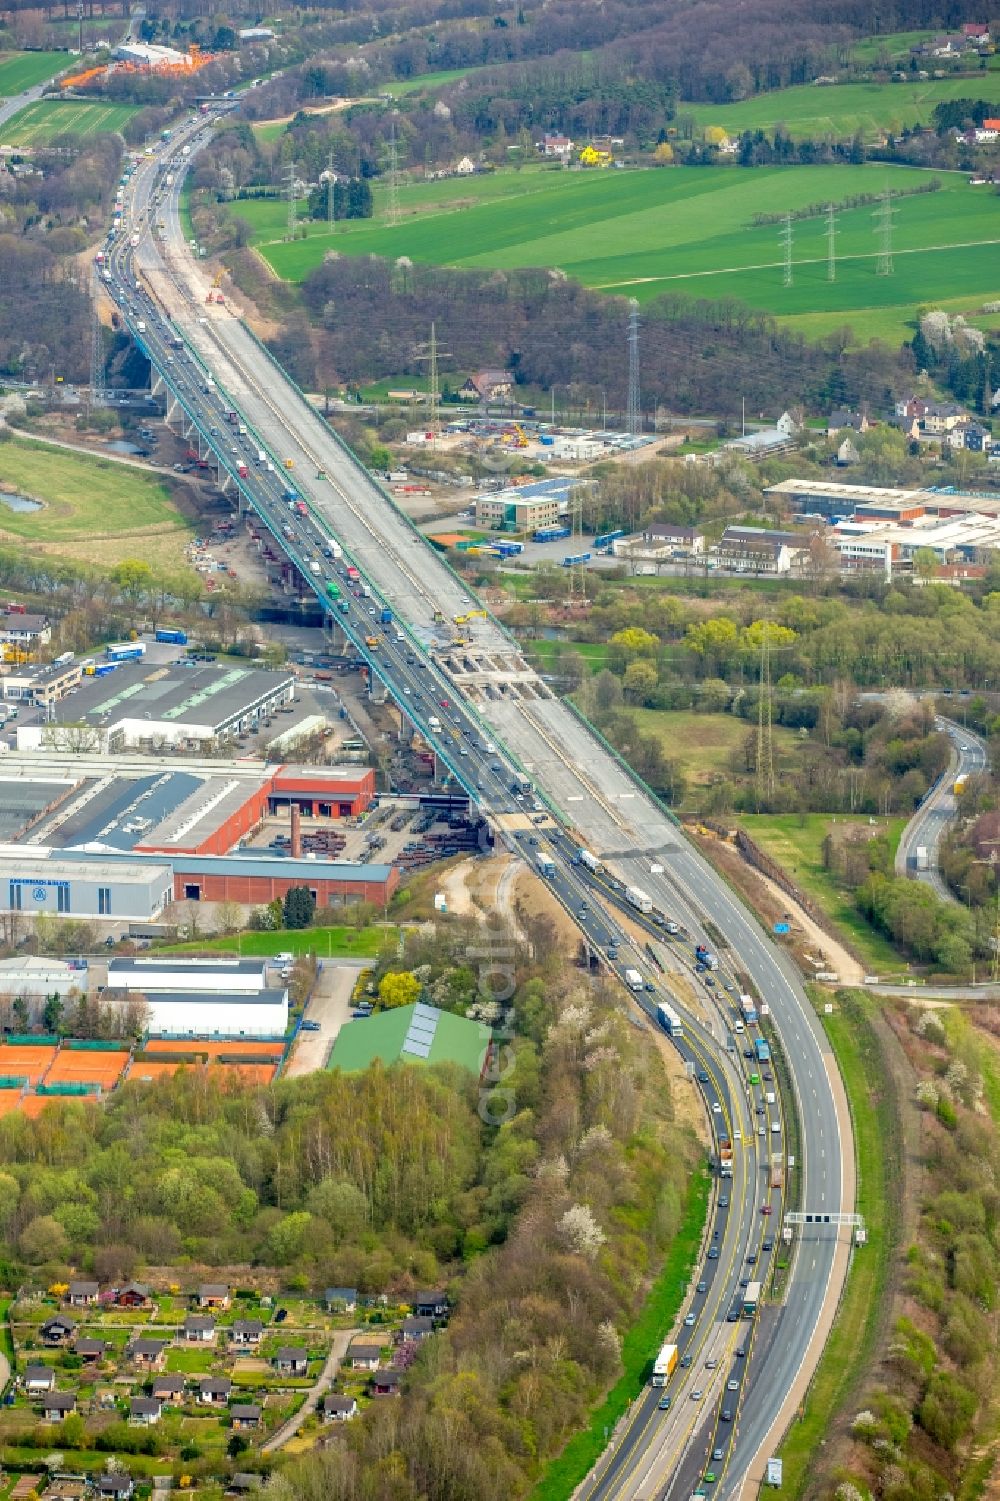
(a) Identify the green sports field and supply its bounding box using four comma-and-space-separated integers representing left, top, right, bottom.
233, 163, 1000, 342
0, 50, 67, 97
0, 98, 137, 145
684, 71, 1000, 141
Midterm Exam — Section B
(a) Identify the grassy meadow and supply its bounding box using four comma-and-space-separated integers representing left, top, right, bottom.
231, 162, 1000, 343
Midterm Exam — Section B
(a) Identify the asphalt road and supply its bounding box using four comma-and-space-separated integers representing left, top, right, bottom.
895, 717, 989, 903
106, 118, 851, 1501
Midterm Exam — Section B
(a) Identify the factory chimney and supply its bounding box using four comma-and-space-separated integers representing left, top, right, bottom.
290, 802, 302, 858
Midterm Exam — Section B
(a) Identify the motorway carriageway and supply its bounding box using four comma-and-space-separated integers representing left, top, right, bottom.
106, 114, 852, 1501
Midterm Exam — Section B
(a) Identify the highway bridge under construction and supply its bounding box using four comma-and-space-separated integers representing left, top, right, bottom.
100, 106, 854, 1501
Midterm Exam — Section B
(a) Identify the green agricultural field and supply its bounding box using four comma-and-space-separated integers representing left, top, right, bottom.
683, 71, 1000, 141
0, 50, 67, 97
0, 438, 194, 569
0, 98, 137, 145
234, 163, 1000, 344
633, 709, 804, 797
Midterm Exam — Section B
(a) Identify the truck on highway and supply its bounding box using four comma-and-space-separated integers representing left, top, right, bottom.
380, 607, 392, 624
427, 715, 442, 732
743, 1280, 761, 1316
237, 463, 249, 479
577, 848, 603, 874
695, 944, 719, 970
624, 968, 644, 992
754, 1038, 771, 1063
325, 580, 341, 602
740, 994, 758, 1024
915, 846, 929, 871
325, 539, 343, 560
717, 1137, 733, 1177
365, 635, 380, 649
651, 1341, 678, 1387
657, 1002, 683, 1037
625, 885, 653, 914
536, 852, 556, 878
256, 448, 266, 464
954, 774, 969, 796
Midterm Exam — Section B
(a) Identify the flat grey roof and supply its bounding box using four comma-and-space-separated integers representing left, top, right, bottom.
107, 988, 287, 1007
109, 958, 267, 977
0, 852, 171, 883
0, 779, 75, 843
5, 845, 393, 884
47, 662, 294, 733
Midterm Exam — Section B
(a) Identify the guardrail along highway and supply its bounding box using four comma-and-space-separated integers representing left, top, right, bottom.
102, 111, 854, 1500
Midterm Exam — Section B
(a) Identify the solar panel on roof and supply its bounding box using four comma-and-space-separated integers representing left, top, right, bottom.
413, 1003, 438, 1022
401, 1039, 432, 1059
408, 1019, 436, 1038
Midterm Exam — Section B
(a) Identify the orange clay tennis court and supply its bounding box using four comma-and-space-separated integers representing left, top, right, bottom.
209, 1062, 278, 1086
146, 1039, 285, 1058
0, 1088, 24, 1116
45, 1051, 130, 1089
19, 1092, 96, 1118
0, 1045, 57, 1083
127, 1058, 192, 1082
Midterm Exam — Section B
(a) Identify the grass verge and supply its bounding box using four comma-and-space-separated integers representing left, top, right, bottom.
737, 814, 908, 974
158, 925, 397, 959
529, 1165, 710, 1501
778, 987, 900, 1497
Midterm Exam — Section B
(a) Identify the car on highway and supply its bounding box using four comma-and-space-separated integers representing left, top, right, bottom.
691, 1389, 703, 1402
684, 1313, 696, 1326
757, 1125, 766, 1136
713, 1448, 724, 1462
761, 1204, 773, 1215
735, 1345, 746, 1358
704, 1473, 717, 1484
697, 1069, 709, 1083
712, 1102, 722, 1114
697, 1281, 707, 1294
707, 1246, 719, 1259
727, 1379, 739, 1391
727, 1308, 738, 1322
705, 1357, 718, 1369
763, 1238, 773, 1251
721, 1408, 733, 1422
658, 1395, 672, 1411
750, 1071, 760, 1084
680, 1354, 692, 1368
747, 1252, 757, 1265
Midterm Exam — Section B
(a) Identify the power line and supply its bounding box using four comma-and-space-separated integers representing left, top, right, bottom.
755, 622, 775, 809
780, 213, 794, 288
826, 203, 837, 282
874, 184, 895, 276
384, 118, 401, 227
413, 321, 449, 447
283, 160, 298, 241
626, 298, 640, 445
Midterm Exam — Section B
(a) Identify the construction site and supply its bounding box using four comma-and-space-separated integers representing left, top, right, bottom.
60, 41, 215, 93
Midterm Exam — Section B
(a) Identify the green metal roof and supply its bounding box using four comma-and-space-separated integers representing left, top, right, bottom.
328, 1002, 490, 1077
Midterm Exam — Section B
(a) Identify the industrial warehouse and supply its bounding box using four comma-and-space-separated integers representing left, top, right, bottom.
0, 756, 401, 919
12, 659, 297, 753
